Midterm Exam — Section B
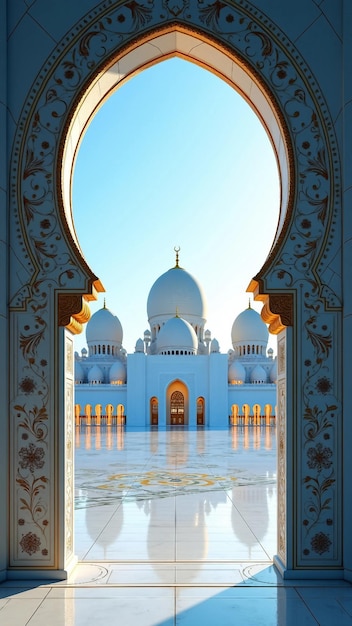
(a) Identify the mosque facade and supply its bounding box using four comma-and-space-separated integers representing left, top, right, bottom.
74, 252, 277, 427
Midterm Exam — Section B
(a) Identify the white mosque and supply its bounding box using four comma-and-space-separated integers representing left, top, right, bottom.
74, 250, 277, 427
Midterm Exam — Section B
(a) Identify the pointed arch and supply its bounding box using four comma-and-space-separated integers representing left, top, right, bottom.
196, 397, 205, 425
150, 397, 159, 426
167, 380, 189, 426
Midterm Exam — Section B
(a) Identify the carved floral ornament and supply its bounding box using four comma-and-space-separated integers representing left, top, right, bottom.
10, 0, 341, 567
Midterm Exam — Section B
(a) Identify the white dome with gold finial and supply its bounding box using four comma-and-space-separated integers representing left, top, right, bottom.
231, 302, 269, 357
147, 248, 207, 325
147, 248, 208, 354
86, 300, 123, 357
157, 315, 198, 355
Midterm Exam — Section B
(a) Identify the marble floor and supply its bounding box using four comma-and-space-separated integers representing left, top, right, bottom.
1, 426, 352, 625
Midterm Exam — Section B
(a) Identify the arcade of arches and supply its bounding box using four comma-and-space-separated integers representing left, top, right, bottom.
2, 1, 352, 585
74, 402, 274, 427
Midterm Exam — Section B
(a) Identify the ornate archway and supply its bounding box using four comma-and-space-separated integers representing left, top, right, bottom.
8, 2, 341, 579
167, 380, 189, 426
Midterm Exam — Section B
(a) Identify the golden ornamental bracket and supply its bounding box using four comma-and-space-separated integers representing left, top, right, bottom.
248, 279, 293, 334
58, 294, 93, 335
58, 277, 104, 334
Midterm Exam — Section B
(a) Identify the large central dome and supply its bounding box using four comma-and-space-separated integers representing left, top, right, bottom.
147, 261, 207, 323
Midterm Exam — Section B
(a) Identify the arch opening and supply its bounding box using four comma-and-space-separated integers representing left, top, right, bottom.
62, 28, 292, 332
167, 380, 189, 426
65, 28, 285, 566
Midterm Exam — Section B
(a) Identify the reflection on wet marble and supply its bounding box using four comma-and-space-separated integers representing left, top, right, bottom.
74, 426, 277, 564
2, 426, 352, 625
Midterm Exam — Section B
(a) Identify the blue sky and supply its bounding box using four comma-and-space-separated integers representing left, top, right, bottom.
72, 57, 280, 355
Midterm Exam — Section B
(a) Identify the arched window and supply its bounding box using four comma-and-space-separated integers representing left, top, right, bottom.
197, 397, 205, 425
150, 397, 158, 426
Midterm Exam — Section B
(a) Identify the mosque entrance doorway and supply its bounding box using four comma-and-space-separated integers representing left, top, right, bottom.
167, 380, 189, 426
170, 390, 185, 425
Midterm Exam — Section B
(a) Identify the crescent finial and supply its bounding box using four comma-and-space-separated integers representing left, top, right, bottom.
174, 246, 180, 267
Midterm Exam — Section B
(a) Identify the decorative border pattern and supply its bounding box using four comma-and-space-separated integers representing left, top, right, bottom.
65, 335, 75, 561
277, 340, 287, 564
9, 0, 342, 571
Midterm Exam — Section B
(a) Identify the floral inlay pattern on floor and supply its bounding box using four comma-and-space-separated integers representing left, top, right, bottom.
75, 469, 276, 508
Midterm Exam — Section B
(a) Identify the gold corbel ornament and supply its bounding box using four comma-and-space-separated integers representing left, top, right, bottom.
248, 279, 293, 334
58, 293, 91, 334
261, 293, 293, 334
58, 279, 104, 334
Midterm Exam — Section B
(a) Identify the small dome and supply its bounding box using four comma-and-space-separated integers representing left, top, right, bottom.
228, 360, 246, 384
269, 360, 277, 383
88, 364, 103, 384
157, 316, 198, 354
231, 305, 269, 349
86, 305, 123, 345
81, 347, 87, 356
109, 360, 126, 384
135, 338, 144, 353
75, 360, 85, 384
250, 364, 267, 384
